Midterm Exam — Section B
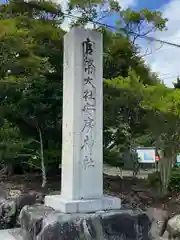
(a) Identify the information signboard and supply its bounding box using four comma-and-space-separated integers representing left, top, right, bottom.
136, 147, 156, 163
176, 154, 180, 166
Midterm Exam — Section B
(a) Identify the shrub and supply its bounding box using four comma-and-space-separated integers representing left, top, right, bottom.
169, 167, 180, 192
147, 167, 180, 192
147, 171, 161, 189
103, 148, 124, 168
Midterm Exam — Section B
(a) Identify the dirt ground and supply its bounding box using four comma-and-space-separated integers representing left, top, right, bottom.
1, 169, 180, 218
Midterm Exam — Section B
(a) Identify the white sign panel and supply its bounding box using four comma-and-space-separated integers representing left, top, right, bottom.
136, 147, 156, 163
177, 154, 180, 163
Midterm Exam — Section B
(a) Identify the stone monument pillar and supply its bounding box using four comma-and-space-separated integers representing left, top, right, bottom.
45, 28, 121, 213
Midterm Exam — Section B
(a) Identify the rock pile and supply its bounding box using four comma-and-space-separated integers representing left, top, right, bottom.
19, 205, 151, 240
0, 187, 180, 239
0, 188, 43, 229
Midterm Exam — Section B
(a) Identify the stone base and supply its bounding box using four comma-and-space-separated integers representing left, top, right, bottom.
19, 205, 152, 240
44, 195, 121, 213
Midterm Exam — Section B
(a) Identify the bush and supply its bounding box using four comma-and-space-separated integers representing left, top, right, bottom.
169, 167, 180, 192
147, 171, 161, 189
103, 148, 124, 168
147, 167, 180, 192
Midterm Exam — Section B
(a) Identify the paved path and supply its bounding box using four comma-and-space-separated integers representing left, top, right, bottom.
103, 164, 156, 179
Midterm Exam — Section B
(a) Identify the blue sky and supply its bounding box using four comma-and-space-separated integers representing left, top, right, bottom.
105, 0, 180, 87
133, 0, 171, 11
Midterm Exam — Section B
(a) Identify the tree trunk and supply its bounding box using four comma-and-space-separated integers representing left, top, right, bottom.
118, 167, 123, 179
159, 149, 175, 196
160, 157, 171, 196
7, 164, 13, 176
37, 126, 47, 188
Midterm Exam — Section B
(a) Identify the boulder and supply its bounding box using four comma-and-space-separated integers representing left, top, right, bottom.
14, 192, 39, 227
19, 205, 152, 240
0, 199, 16, 229
146, 207, 169, 239
15, 192, 37, 213
0, 191, 39, 229
19, 205, 55, 240
0, 185, 7, 200
167, 214, 180, 239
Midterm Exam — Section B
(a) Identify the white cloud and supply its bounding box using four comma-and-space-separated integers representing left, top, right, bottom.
144, 0, 180, 87
117, 0, 137, 9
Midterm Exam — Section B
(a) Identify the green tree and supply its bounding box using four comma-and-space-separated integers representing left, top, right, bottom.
67, 0, 118, 28
104, 69, 152, 168
117, 8, 167, 42
67, 0, 167, 84
0, 0, 169, 186
67, 0, 167, 39
173, 76, 180, 89
102, 28, 161, 84
0, 0, 64, 186
142, 85, 180, 195
0, 119, 34, 176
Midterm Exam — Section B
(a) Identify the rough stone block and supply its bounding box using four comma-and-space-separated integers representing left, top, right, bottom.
146, 207, 169, 238
19, 205, 152, 240
19, 205, 54, 240
0, 199, 16, 229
